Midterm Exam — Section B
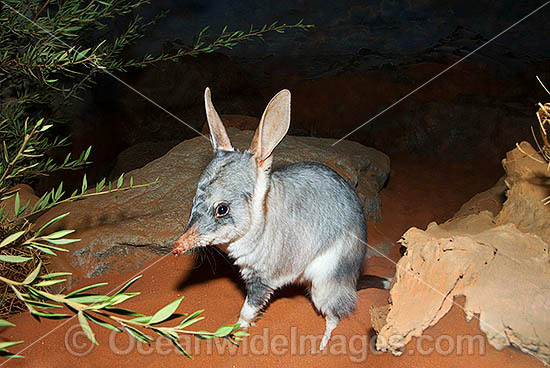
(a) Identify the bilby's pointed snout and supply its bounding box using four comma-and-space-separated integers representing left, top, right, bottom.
172, 225, 200, 256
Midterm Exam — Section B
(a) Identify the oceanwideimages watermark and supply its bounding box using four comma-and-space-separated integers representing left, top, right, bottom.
65, 324, 486, 362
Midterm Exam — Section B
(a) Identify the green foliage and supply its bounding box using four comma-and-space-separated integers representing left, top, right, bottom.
0, 116, 91, 191
0, 0, 312, 105
0, 262, 245, 359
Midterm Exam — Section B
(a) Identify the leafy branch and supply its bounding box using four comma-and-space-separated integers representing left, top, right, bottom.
1, 1, 313, 102
121, 19, 314, 69
0, 116, 90, 192
3, 173, 160, 225
0, 211, 247, 359
1, 265, 246, 359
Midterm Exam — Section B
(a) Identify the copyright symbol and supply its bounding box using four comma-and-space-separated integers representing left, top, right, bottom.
65, 323, 95, 357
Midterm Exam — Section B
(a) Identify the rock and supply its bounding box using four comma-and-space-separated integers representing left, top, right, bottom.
454, 176, 507, 217
37, 128, 389, 278
109, 140, 180, 179
376, 217, 550, 362
372, 142, 550, 363
496, 141, 550, 242
369, 304, 390, 333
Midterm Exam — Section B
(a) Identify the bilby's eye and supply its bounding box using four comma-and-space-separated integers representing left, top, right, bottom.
214, 203, 230, 218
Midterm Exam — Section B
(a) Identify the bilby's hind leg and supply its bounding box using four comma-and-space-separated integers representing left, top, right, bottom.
310, 277, 357, 350
307, 243, 361, 350
237, 275, 273, 328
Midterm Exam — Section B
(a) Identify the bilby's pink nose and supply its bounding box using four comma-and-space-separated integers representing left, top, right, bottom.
172, 226, 199, 256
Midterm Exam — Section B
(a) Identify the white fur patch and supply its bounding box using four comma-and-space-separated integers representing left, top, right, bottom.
238, 298, 258, 327
303, 242, 342, 282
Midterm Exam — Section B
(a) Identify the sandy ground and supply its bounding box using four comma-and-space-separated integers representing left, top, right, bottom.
2, 154, 544, 367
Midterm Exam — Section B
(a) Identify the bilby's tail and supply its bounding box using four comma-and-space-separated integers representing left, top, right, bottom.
357, 275, 392, 290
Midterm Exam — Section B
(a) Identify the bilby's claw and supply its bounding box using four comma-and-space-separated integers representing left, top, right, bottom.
320, 335, 330, 350
319, 315, 339, 350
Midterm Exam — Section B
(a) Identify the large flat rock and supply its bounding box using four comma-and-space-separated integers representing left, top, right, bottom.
37, 128, 389, 278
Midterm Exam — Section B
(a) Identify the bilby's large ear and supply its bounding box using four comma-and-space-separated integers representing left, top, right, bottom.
204, 87, 233, 151
249, 89, 290, 163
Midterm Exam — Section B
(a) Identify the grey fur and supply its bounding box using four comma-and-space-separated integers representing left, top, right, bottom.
175, 88, 368, 350
243, 273, 273, 307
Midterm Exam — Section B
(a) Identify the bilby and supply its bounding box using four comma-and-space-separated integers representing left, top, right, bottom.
173, 87, 382, 350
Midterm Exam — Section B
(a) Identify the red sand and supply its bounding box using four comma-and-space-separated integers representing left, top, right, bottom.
3, 155, 543, 367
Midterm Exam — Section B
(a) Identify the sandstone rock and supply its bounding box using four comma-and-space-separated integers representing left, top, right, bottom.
454, 176, 506, 217
496, 141, 550, 242
372, 142, 550, 363
109, 140, 180, 179
37, 128, 389, 278
376, 217, 549, 362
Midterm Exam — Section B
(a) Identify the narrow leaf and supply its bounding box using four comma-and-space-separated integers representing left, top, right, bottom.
106, 292, 139, 306
84, 313, 122, 332
213, 324, 237, 337
66, 282, 108, 297
13, 192, 20, 216
178, 309, 203, 328
39, 272, 72, 279
0, 341, 23, 350
170, 337, 192, 358
78, 311, 98, 345
196, 331, 216, 339
67, 295, 110, 304
149, 297, 184, 325
43, 238, 80, 245
0, 351, 24, 359
30, 310, 69, 319
36, 213, 70, 236
22, 300, 62, 309
124, 325, 153, 343
0, 231, 26, 248
33, 279, 66, 287
129, 315, 152, 324
26, 243, 56, 255
114, 275, 142, 296
117, 174, 124, 189
233, 331, 249, 337
104, 307, 143, 317
42, 230, 74, 239
81, 174, 87, 194
0, 255, 31, 263
178, 316, 204, 329
23, 262, 41, 284
0, 319, 15, 327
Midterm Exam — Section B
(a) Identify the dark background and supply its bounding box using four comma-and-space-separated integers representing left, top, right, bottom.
58, 0, 550, 188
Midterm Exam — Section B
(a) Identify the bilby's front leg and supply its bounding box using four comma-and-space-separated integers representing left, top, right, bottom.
237, 276, 272, 328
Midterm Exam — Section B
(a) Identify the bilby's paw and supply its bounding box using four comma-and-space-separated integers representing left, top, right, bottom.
237, 318, 255, 329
